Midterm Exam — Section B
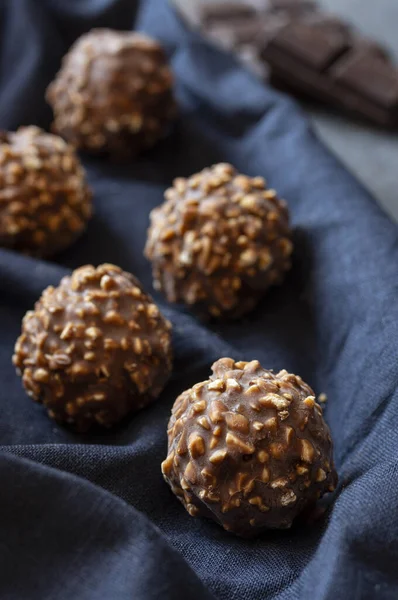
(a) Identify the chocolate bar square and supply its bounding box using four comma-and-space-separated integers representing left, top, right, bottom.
269, 21, 350, 71
331, 49, 398, 109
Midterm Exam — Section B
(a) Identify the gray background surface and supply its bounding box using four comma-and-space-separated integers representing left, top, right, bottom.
173, 0, 398, 220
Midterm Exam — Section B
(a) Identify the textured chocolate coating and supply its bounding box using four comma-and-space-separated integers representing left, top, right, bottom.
145, 163, 292, 319
13, 264, 172, 430
162, 358, 337, 537
46, 29, 176, 157
0, 126, 92, 256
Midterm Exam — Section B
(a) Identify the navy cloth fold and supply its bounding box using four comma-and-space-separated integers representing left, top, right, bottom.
0, 0, 397, 598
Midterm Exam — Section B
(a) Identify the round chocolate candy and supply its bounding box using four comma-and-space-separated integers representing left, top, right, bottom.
46, 28, 176, 157
0, 126, 92, 256
13, 264, 173, 430
145, 163, 292, 319
162, 358, 337, 537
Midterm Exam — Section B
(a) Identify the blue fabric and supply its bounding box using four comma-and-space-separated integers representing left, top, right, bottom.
0, 0, 397, 598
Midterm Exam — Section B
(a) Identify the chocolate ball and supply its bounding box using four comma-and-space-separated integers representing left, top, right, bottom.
145, 163, 292, 319
13, 264, 173, 430
162, 358, 337, 537
46, 29, 176, 157
0, 126, 92, 256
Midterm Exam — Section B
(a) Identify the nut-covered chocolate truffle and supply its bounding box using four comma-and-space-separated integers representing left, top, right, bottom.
46, 29, 176, 157
162, 358, 337, 537
13, 264, 172, 430
0, 126, 92, 256
145, 163, 292, 319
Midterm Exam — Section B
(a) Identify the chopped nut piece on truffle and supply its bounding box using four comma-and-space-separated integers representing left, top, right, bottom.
162, 358, 337, 537
13, 264, 172, 430
46, 29, 176, 158
145, 163, 292, 319
0, 126, 92, 256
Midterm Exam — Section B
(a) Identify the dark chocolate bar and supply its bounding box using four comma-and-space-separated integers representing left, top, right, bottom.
265, 0, 316, 15
268, 0, 315, 8
202, 0, 315, 22
200, 2, 256, 26
331, 48, 398, 125
261, 23, 398, 127
197, 0, 397, 128
267, 21, 350, 70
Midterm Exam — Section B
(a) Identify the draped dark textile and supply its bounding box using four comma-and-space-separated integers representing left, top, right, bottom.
0, 1, 397, 598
